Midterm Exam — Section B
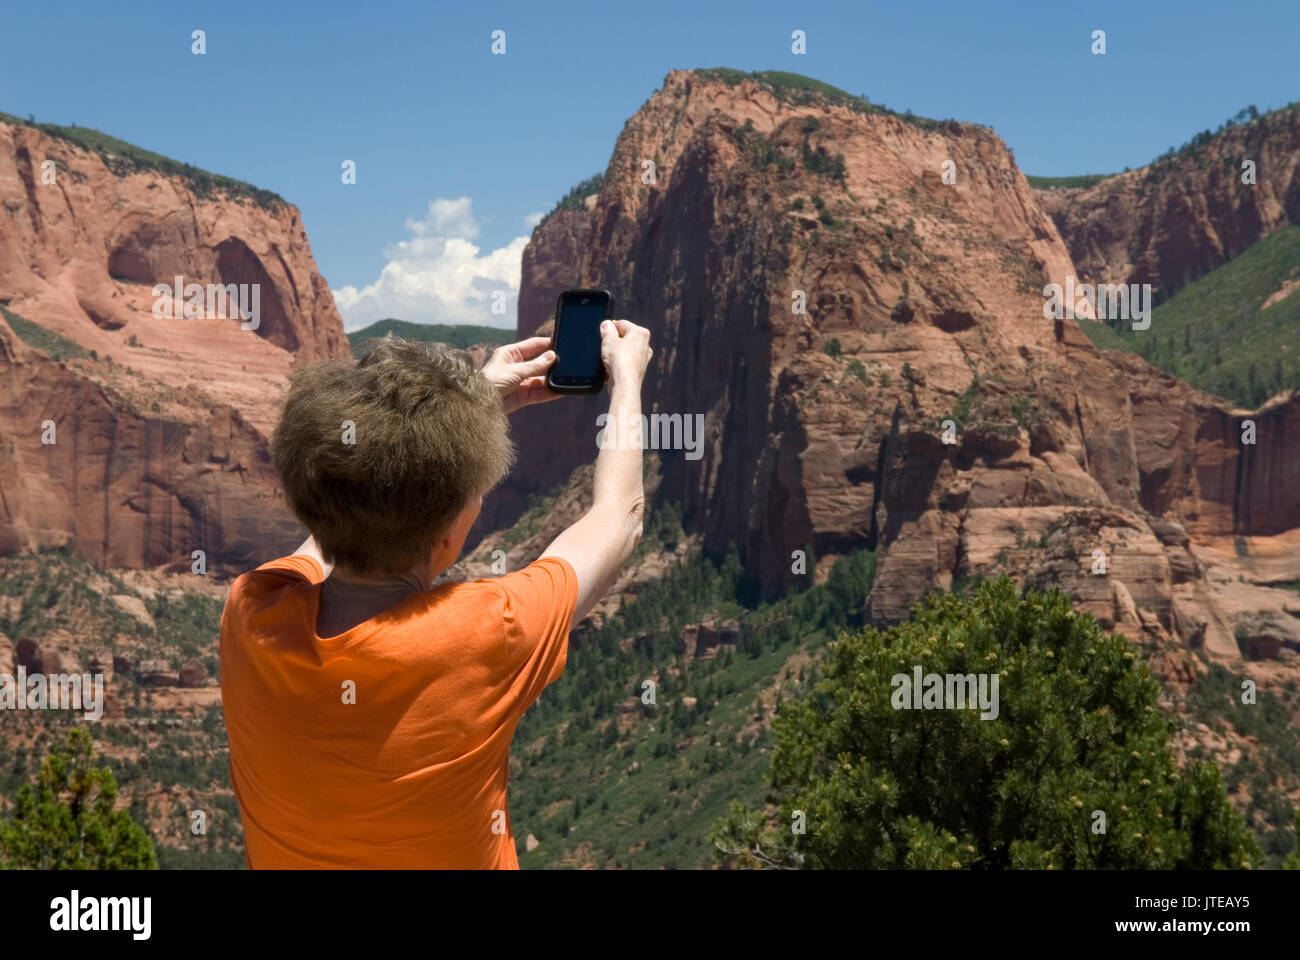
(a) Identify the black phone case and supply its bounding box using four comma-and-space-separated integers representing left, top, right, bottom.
546, 289, 613, 395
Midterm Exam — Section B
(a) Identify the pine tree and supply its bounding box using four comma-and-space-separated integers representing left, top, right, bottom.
0, 728, 157, 869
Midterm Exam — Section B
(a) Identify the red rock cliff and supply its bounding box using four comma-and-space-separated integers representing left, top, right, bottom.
1037, 107, 1300, 299
0, 118, 350, 574
491, 70, 1300, 661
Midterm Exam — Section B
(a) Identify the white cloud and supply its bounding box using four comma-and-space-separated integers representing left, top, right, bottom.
523, 210, 544, 229
332, 197, 527, 331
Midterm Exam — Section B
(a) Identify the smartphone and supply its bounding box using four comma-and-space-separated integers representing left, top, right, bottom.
546, 289, 613, 394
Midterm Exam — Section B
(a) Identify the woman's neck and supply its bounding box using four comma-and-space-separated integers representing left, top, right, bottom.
328, 565, 429, 592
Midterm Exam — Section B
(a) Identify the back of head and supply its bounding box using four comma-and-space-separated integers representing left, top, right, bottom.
271, 337, 514, 576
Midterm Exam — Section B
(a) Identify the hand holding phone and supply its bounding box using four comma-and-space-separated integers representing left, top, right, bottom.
598, 318, 653, 389
546, 289, 613, 394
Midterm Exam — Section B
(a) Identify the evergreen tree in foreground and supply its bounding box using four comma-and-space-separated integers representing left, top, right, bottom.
1284, 809, 1300, 870
711, 578, 1259, 869
0, 727, 156, 869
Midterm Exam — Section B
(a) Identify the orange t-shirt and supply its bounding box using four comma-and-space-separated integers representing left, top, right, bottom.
218, 554, 577, 869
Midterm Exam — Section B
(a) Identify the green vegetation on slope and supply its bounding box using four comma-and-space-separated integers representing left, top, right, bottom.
0, 306, 88, 362
0, 547, 223, 681
693, 68, 954, 132
711, 578, 1260, 869
1075, 224, 1300, 408
1025, 173, 1118, 190
1185, 662, 1300, 867
536, 172, 605, 231
0, 110, 284, 211
499, 483, 568, 551
510, 542, 878, 868
1072, 315, 1131, 353
348, 318, 515, 357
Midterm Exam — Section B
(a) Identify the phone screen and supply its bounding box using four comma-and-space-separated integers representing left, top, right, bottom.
552, 298, 607, 380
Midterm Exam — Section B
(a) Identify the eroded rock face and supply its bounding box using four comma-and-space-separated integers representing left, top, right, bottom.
0, 122, 348, 365
0, 119, 350, 574
0, 325, 303, 572
178, 658, 209, 688
136, 659, 180, 687
678, 619, 742, 660
1036, 108, 1300, 300
489, 70, 1300, 658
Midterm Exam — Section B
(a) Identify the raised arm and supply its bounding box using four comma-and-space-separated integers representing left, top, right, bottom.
541, 319, 653, 622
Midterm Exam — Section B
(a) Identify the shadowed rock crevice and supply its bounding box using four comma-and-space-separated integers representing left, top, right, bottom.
932, 308, 975, 333
216, 237, 297, 352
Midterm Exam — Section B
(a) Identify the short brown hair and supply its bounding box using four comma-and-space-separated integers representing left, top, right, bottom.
271, 337, 514, 575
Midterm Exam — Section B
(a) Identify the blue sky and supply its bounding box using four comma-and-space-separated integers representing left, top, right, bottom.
3, 0, 1297, 329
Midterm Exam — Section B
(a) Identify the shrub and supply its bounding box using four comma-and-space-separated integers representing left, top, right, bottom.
711, 578, 1259, 869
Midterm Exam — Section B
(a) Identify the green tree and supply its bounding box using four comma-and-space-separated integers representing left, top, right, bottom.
824, 550, 876, 632
710, 578, 1259, 869
0, 727, 156, 869
1284, 808, 1300, 870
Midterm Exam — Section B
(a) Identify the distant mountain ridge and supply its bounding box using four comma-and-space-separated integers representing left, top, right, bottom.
1037, 101, 1300, 303
346, 318, 514, 357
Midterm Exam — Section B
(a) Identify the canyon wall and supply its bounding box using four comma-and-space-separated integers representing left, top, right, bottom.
489, 70, 1300, 659
0, 119, 350, 573
1037, 107, 1300, 299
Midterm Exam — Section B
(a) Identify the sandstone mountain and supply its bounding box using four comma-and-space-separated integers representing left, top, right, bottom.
487, 69, 1300, 665
1037, 104, 1300, 301
0, 117, 350, 574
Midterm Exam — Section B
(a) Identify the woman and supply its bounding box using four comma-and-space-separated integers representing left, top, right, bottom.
219, 319, 652, 868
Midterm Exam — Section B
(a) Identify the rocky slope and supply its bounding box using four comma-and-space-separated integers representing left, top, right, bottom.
487, 69, 1300, 663
1037, 105, 1300, 300
0, 118, 350, 574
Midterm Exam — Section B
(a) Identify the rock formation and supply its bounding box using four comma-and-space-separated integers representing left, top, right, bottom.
488, 70, 1300, 661
178, 658, 209, 688
1037, 107, 1300, 300
0, 118, 351, 574
678, 619, 742, 659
